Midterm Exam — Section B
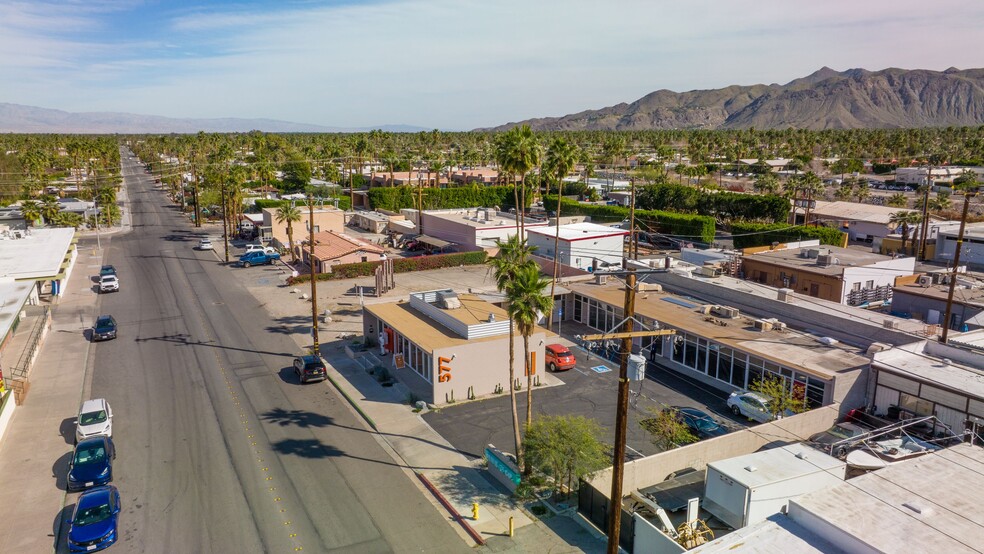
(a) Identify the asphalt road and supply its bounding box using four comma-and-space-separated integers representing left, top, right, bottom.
75, 150, 468, 553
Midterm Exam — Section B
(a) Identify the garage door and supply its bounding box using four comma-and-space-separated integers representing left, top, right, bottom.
873, 386, 900, 417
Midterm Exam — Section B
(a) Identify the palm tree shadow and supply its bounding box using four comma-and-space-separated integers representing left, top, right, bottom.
270, 437, 445, 471
134, 333, 294, 358
261, 407, 334, 428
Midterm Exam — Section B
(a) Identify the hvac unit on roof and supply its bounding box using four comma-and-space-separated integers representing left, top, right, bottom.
883, 319, 900, 329
752, 319, 773, 332
817, 254, 838, 267
711, 305, 740, 319
777, 288, 795, 302
917, 275, 933, 287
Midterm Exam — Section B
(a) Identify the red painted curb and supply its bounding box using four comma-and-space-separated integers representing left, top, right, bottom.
415, 472, 486, 546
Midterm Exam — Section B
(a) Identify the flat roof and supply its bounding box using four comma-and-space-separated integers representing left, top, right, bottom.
691, 515, 838, 553
812, 200, 918, 225
0, 279, 37, 340
423, 208, 548, 230
526, 222, 629, 242
568, 280, 872, 380
351, 211, 389, 222
0, 227, 76, 280
746, 245, 900, 275
366, 294, 513, 352
789, 443, 984, 553
872, 342, 984, 400
893, 282, 984, 307
708, 443, 844, 489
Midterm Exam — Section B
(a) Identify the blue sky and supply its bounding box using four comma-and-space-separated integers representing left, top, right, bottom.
1, 0, 983, 130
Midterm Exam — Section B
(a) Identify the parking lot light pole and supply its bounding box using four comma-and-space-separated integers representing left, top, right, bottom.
308, 195, 320, 357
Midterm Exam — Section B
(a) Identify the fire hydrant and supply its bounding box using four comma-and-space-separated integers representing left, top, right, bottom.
472, 503, 480, 521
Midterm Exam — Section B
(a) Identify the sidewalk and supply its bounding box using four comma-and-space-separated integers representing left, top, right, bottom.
0, 243, 105, 553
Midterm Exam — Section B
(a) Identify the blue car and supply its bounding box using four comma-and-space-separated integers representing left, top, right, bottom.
68, 485, 121, 553
67, 436, 115, 492
668, 406, 730, 439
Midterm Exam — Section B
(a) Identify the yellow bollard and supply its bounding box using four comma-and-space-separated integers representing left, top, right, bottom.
472, 503, 479, 521
508, 516, 514, 537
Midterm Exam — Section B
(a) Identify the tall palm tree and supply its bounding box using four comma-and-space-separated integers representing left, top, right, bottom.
496, 126, 541, 240
506, 263, 553, 457
275, 205, 302, 263
889, 211, 922, 254
486, 234, 538, 469
544, 137, 579, 329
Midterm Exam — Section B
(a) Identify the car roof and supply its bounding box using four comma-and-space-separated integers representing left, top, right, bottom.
77, 485, 116, 508
80, 398, 107, 412
546, 343, 570, 351
95, 314, 114, 322
738, 391, 771, 402
76, 435, 110, 448
298, 355, 321, 363
676, 406, 712, 418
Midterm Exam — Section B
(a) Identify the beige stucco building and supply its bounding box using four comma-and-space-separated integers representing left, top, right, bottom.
261, 206, 344, 251
363, 290, 546, 405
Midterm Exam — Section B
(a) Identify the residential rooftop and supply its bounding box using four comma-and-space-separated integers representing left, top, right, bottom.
811, 200, 919, 225
746, 245, 902, 275
423, 208, 547, 229
526, 222, 629, 242
893, 281, 984, 307
0, 227, 76, 280
305, 231, 384, 261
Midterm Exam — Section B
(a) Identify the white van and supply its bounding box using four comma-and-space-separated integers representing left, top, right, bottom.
244, 244, 277, 255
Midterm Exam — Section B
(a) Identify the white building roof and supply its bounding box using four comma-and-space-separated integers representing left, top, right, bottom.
0, 227, 75, 280
692, 515, 838, 553
526, 222, 629, 242
0, 279, 37, 340
811, 200, 918, 226
872, 340, 984, 401
788, 443, 984, 554
707, 443, 844, 489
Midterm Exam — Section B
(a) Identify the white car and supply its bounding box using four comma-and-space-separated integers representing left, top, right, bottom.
99, 275, 119, 293
76, 398, 113, 443
727, 391, 779, 423
198, 238, 214, 250
244, 244, 277, 255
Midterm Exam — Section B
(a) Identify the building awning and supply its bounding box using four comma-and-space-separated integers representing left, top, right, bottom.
417, 235, 453, 249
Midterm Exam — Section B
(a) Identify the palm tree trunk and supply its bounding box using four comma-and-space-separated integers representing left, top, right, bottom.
524, 333, 533, 433
287, 223, 296, 263
547, 181, 562, 329
508, 317, 523, 470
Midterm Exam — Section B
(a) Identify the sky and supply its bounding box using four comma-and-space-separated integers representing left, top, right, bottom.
1, 0, 983, 130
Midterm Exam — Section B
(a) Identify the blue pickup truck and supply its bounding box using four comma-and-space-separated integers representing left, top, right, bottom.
238, 250, 281, 267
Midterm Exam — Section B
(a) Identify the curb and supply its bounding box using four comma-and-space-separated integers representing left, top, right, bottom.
322, 365, 378, 431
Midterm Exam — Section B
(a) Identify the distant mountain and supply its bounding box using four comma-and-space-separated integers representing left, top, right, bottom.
0, 103, 427, 134
480, 67, 984, 131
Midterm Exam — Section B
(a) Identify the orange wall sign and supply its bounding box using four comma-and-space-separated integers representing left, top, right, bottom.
527, 352, 536, 377
438, 356, 452, 382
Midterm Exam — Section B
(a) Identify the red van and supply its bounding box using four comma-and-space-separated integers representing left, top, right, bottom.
545, 344, 576, 372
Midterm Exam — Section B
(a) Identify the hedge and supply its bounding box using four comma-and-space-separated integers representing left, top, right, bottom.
253, 197, 351, 211
366, 185, 527, 212
544, 195, 717, 245
636, 183, 789, 222
730, 223, 848, 249
287, 250, 488, 283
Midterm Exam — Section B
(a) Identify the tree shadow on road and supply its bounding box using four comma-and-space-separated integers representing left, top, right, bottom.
261, 407, 334, 428
270, 437, 446, 470
134, 333, 295, 358
264, 315, 312, 336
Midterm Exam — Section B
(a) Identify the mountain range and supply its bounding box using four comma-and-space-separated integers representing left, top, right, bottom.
481, 67, 984, 131
0, 103, 426, 134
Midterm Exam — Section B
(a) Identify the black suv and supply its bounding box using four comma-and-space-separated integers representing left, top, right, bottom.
92, 315, 118, 342
293, 355, 327, 384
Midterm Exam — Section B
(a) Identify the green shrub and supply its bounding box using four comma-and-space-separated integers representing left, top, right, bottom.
287, 250, 488, 283
367, 185, 525, 212
636, 183, 789, 222
544, 195, 717, 245
730, 222, 847, 249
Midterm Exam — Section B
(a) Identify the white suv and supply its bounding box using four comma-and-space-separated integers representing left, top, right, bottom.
99, 275, 119, 293
76, 398, 113, 443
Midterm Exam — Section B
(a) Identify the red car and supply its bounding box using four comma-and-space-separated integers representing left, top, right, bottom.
545, 344, 576, 372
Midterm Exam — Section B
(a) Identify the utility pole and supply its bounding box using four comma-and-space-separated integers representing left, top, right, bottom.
221, 167, 230, 263
917, 169, 932, 259
940, 188, 977, 343
308, 195, 321, 357
191, 149, 201, 228
607, 270, 635, 554
627, 179, 636, 261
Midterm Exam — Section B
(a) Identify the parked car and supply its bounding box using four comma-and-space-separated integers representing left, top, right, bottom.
76, 398, 113, 443
197, 238, 214, 250
92, 315, 118, 342
99, 265, 116, 278
667, 406, 730, 439
67, 436, 116, 492
244, 244, 277, 255
98, 275, 119, 293
67, 485, 121, 553
544, 344, 576, 372
293, 355, 327, 383
238, 250, 281, 267
807, 421, 866, 458
726, 390, 785, 423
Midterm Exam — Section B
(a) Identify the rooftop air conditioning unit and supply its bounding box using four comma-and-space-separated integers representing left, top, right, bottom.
638, 283, 662, 292
817, 254, 836, 267
753, 319, 774, 332
712, 305, 740, 319
918, 275, 933, 287
595, 273, 607, 285
698, 304, 714, 315
777, 288, 794, 303
883, 319, 900, 329
436, 290, 462, 309
697, 265, 723, 278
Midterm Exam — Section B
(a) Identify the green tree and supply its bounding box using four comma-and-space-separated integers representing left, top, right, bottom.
523, 415, 609, 500
750, 376, 806, 419
506, 263, 553, 456
275, 204, 302, 263
496, 125, 542, 237
282, 153, 312, 192
854, 181, 870, 203
753, 173, 780, 195
20, 199, 41, 227
886, 193, 908, 208
833, 185, 854, 201
39, 195, 61, 226
486, 234, 539, 470
889, 210, 922, 254
639, 408, 698, 451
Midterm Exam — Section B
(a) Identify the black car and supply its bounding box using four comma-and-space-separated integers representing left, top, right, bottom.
293, 355, 327, 384
99, 265, 117, 278
667, 407, 730, 440
92, 315, 118, 342
808, 421, 866, 458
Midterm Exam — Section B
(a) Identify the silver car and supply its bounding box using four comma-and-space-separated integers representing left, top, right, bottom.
727, 391, 777, 423
76, 398, 113, 444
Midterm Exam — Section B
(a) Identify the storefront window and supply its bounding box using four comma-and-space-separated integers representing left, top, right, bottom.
696, 338, 708, 374
684, 338, 697, 369
717, 347, 733, 384
672, 336, 684, 364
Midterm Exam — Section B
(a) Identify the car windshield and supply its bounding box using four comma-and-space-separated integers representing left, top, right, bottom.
95, 318, 114, 329
692, 416, 719, 432
80, 410, 107, 426
828, 424, 860, 439
75, 503, 112, 526
74, 444, 107, 465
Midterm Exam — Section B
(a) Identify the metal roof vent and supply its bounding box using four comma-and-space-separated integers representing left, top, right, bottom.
744, 465, 758, 472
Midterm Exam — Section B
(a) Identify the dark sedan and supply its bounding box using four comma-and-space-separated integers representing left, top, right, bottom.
669, 407, 730, 440
92, 315, 118, 342
293, 355, 327, 384
68, 485, 121, 553
808, 421, 866, 458
67, 436, 115, 492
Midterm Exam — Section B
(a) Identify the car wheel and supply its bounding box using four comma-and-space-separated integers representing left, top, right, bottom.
243, 261, 252, 268
549, 362, 557, 372
730, 404, 741, 416
835, 446, 847, 460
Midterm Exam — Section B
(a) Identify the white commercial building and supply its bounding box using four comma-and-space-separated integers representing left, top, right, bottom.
526, 222, 629, 271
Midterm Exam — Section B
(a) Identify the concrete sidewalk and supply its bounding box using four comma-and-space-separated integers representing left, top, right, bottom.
0, 243, 105, 553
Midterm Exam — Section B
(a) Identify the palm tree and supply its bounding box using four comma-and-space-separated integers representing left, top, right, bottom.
506, 263, 553, 458
496, 125, 541, 240
39, 195, 62, 226
20, 200, 41, 227
486, 234, 538, 469
889, 211, 922, 254
854, 181, 870, 204
544, 137, 579, 329
275, 204, 302, 263
833, 185, 853, 201
886, 193, 908, 208
753, 173, 780, 195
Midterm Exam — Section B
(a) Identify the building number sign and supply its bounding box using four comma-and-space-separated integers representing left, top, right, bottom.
438, 356, 452, 382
